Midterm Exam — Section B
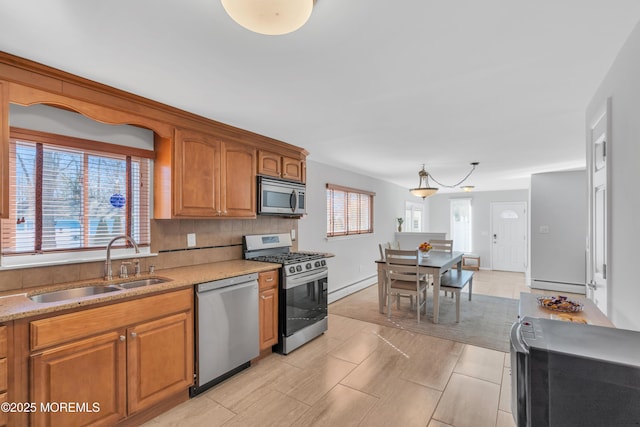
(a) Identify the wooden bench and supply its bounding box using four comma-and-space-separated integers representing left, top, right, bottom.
439, 269, 474, 322
462, 253, 480, 271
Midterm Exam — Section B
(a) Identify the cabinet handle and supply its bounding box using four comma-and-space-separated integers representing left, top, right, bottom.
261, 295, 266, 300
266, 277, 273, 282
131, 332, 137, 338
119, 335, 126, 342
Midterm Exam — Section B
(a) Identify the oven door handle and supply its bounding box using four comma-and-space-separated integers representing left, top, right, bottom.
284, 268, 328, 289
510, 321, 529, 354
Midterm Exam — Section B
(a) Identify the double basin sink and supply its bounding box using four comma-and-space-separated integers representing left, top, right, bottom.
29, 277, 171, 303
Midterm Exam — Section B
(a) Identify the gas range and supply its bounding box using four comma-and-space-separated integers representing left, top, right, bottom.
243, 232, 329, 355
243, 234, 327, 277
251, 252, 327, 276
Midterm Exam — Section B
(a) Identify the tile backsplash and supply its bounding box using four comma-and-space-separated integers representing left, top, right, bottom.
0, 217, 298, 293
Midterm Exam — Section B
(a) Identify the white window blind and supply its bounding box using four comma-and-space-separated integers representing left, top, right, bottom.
450, 198, 472, 252
326, 184, 374, 237
2, 129, 152, 256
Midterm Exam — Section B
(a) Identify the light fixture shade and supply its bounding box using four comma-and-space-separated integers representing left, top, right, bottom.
410, 187, 438, 199
461, 185, 475, 192
221, 0, 315, 35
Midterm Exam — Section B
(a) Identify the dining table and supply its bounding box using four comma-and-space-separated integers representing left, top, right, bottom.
376, 250, 464, 323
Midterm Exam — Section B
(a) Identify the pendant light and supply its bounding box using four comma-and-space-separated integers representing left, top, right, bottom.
410, 162, 479, 199
221, 0, 316, 35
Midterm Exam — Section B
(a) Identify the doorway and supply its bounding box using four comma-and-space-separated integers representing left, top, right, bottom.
491, 202, 527, 272
587, 99, 609, 315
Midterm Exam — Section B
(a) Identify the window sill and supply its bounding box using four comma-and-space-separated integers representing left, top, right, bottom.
0, 248, 157, 271
325, 233, 373, 242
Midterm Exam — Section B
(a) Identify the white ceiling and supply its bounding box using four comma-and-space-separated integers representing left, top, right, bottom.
2, 1, 640, 193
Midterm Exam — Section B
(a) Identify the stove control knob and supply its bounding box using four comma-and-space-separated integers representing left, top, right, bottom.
306, 263, 312, 270
289, 266, 296, 274
315, 261, 321, 267
296, 265, 302, 272
321, 260, 326, 266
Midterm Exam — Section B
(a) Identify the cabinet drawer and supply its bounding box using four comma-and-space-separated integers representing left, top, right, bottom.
258, 270, 279, 290
30, 288, 193, 351
0, 326, 6, 358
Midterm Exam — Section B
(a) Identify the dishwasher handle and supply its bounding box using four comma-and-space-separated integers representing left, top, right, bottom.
197, 272, 259, 293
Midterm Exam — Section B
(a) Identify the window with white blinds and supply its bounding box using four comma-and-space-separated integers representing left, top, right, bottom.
1, 128, 152, 256
326, 184, 374, 237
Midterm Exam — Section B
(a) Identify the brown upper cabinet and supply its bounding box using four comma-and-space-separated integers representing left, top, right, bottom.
155, 129, 256, 218
258, 150, 306, 183
0, 52, 307, 220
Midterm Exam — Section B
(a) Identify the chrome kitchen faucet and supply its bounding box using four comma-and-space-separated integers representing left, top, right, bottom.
104, 235, 140, 280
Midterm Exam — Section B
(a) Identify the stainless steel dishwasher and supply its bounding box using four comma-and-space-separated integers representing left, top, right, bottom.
191, 272, 259, 396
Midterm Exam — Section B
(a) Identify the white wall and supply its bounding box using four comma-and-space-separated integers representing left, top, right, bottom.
530, 171, 586, 291
587, 20, 640, 330
10, 104, 154, 150
298, 160, 419, 302
428, 189, 529, 270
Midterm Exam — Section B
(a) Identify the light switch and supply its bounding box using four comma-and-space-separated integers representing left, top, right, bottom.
291, 229, 296, 240
187, 233, 196, 247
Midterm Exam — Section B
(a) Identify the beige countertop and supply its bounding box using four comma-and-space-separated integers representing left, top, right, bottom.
0, 260, 281, 322
519, 292, 614, 328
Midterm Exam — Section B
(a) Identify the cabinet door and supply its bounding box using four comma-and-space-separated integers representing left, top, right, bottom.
259, 287, 278, 350
222, 142, 256, 217
31, 331, 126, 427
0, 325, 6, 427
127, 311, 193, 414
257, 150, 282, 178
258, 270, 279, 350
282, 157, 302, 181
174, 129, 221, 217
282, 156, 303, 182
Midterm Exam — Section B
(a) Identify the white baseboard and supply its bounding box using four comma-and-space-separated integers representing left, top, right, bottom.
328, 275, 377, 304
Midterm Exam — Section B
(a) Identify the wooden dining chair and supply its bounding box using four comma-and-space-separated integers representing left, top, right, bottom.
379, 241, 402, 307
429, 239, 454, 296
378, 241, 401, 260
430, 239, 453, 253
384, 248, 429, 323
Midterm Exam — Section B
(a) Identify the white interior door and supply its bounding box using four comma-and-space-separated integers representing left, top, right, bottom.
491, 202, 527, 272
588, 101, 608, 314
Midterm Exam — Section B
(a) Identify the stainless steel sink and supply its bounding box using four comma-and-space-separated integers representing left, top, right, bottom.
117, 277, 171, 289
29, 285, 122, 303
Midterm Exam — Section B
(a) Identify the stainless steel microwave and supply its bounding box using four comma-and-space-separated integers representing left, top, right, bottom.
510, 317, 640, 427
258, 177, 306, 216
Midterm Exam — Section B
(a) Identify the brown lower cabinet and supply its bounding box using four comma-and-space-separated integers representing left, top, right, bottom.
24, 288, 193, 427
258, 270, 279, 350
0, 324, 8, 427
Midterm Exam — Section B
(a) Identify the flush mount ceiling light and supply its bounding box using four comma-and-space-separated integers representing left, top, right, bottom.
221, 0, 316, 35
460, 185, 475, 192
410, 162, 479, 199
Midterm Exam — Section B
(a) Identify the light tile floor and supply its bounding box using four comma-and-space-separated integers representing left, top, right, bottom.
144, 270, 527, 427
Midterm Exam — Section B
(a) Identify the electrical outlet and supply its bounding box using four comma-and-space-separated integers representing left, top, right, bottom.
291, 229, 296, 240
187, 233, 196, 247
539, 226, 550, 234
